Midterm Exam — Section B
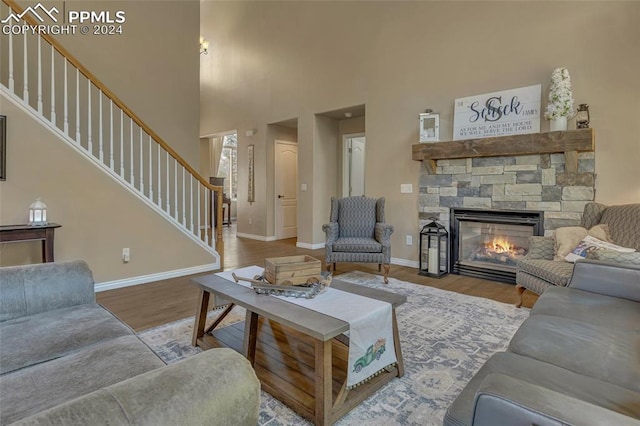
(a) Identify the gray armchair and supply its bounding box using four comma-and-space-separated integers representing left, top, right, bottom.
322, 196, 394, 283
515, 202, 640, 307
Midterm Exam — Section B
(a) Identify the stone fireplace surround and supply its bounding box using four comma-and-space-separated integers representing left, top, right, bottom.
418, 152, 596, 234
413, 130, 596, 236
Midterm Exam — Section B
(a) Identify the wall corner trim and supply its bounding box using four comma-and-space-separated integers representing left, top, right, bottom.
296, 241, 325, 250
236, 232, 278, 242
390, 257, 420, 268
95, 263, 220, 292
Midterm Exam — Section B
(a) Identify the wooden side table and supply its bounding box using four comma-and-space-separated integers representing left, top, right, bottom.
0, 223, 62, 263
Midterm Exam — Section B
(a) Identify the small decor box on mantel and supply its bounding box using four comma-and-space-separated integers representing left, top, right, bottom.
265, 255, 321, 285
419, 111, 440, 142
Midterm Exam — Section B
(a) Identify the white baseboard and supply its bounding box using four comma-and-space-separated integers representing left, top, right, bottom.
296, 242, 325, 250
236, 232, 277, 242
390, 257, 420, 268
95, 263, 220, 292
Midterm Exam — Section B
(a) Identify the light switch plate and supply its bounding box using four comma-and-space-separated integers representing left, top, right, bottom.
400, 184, 413, 193
301, 183, 307, 191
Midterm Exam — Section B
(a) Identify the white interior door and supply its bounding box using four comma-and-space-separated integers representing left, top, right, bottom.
343, 134, 366, 197
275, 141, 298, 239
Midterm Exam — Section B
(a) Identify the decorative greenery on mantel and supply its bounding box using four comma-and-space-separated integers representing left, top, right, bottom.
412, 128, 594, 174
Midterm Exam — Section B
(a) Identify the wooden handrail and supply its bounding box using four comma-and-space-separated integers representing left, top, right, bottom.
2, 0, 216, 193
3, 0, 225, 246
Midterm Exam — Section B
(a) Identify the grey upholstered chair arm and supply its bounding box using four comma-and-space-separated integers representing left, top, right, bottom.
323, 222, 339, 244
0, 261, 95, 322
521, 236, 555, 261
375, 223, 394, 246
11, 348, 260, 426
472, 373, 640, 426
568, 259, 640, 302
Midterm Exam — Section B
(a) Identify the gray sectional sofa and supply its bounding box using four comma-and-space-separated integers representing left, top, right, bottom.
0, 261, 260, 425
444, 260, 640, 426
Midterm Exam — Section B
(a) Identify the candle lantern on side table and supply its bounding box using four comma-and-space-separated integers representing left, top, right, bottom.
28, 198, 48, 226
419, 219, 449, 278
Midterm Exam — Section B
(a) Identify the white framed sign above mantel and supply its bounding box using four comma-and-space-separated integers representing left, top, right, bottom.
453, 84, 541, 140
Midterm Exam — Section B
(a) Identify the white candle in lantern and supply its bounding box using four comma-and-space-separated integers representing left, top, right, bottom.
428, 248, 439, 274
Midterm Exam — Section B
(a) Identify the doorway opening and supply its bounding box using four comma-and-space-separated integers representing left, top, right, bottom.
342, 133, 366, 197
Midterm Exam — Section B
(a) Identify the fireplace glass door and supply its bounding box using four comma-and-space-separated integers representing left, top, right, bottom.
451, 208, 543, 283
458, 221, 533, 273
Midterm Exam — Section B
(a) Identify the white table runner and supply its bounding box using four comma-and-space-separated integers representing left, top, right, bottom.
216, 266, 397, 388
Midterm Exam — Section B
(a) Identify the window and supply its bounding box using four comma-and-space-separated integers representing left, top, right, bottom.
217, 133, 237, 200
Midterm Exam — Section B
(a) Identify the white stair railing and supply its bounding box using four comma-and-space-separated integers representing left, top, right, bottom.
0, 0, 223, 258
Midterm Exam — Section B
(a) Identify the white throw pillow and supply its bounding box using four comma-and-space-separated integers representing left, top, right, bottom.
565, 235, 636, 263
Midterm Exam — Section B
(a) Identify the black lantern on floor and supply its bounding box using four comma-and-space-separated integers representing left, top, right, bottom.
419, 219, 449, 278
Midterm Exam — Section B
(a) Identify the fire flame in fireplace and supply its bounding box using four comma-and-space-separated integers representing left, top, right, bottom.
485, 237, 516, 254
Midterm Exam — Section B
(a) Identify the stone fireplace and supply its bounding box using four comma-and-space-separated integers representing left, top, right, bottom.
413, 129, 596, 282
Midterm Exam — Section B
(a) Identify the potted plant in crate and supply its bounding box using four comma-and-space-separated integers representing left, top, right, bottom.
544, 67, 575, 131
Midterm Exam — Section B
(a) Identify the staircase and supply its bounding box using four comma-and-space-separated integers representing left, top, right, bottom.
0, 0, 224, 264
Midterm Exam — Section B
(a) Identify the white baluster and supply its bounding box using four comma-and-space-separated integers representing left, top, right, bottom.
37, 37, 42, 113
87, 81, 92, 154
8, 31, 14, 92
50, 45, 56, 124
197, 182, 201, 237
204, 187, 209, 245
139, 128, 144, 193
157, 146, 162, 207
182, 167, 186, 225
149, 135, 154, 201
166, 152, 170, 213
174, 160, 178, 220
190, 175, 194, 233
99, 91, 104, 162
23, 32, 28, 103
75, 69, 80, 144
63, 59, 68, 134
109, 102, 114, 169
130, 119, 134, 184
120, 110, 124, 177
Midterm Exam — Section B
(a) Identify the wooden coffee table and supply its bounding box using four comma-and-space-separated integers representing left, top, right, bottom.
191, 274, 406, 425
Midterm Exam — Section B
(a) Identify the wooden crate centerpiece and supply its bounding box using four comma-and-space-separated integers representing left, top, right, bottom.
265, 255, 321, 285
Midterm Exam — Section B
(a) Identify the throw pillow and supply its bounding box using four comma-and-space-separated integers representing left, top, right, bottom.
553, 224, 612, 261
565, 235, 636, 263
587, 249, 640, 266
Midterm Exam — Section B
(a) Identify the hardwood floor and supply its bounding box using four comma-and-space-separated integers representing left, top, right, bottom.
97, 224, 538, 332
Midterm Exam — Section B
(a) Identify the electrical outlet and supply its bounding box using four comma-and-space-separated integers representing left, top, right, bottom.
406, 235, 413, 246
400, 184, 413, 193
122, 248, 130, 263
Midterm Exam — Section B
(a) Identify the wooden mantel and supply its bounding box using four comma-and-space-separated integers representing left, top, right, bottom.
412, 128, 594, 174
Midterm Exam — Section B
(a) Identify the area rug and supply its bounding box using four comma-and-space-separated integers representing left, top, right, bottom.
138, 271, 530, 426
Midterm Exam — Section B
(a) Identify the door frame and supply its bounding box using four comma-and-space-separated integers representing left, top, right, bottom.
274, 140, 299, 240
342, 132, 366, 197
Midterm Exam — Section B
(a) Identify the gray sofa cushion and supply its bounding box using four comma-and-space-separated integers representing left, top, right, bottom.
516, 259, 574, 286
333, 237, 382, 253
443, 352, 640, 426
508, 315, 640, 392
336, 197, 377, 238
0, 335, 165, 424
531, 286, 640, 331
0, 304, 134, 375
599, 204, 640, 250
0, 260, 94, 322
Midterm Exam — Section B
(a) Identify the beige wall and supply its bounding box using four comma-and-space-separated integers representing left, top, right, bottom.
200, 1, 640, 262
0, 101, 216, 282
54, 0, 201, 166
0, 1, 213, 280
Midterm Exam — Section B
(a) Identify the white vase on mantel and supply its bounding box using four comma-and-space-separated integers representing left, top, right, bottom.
550, 116, 568, 132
